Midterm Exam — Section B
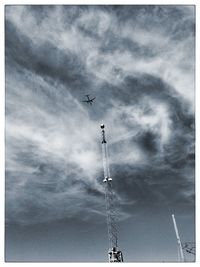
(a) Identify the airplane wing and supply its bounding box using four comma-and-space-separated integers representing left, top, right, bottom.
90, 97, 96, 101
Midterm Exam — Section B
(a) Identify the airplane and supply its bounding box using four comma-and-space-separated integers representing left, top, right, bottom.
82, 94, 96, 105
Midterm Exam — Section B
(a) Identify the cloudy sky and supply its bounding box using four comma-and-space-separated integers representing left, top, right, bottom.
5, 5, 195, 262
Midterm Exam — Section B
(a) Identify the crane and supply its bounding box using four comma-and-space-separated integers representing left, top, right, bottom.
100, 124, 124, 262
172, 214, 185, 262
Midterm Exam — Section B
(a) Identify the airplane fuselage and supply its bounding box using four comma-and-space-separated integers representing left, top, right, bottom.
82, 94, 96, 105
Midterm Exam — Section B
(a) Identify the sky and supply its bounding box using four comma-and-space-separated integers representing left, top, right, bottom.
5, 5, 195, 262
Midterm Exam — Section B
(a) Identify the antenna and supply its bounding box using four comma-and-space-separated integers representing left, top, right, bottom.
100, 124, 124, 262
172, 214, 185, 262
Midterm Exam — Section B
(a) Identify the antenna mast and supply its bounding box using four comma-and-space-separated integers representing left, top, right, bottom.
100, 124, 123, 262
172, 214, 185, 262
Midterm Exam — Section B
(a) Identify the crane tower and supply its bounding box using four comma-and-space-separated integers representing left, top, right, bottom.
100, 124, 124, 262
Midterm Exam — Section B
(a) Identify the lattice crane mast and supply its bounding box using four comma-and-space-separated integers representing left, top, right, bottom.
100, 124, 124, 263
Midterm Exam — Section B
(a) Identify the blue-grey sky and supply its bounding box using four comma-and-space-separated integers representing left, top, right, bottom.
5, 5, 195, 262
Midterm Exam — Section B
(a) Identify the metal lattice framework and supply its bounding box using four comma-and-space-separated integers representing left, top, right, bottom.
100, 124, 123, 262
182, 242, 196, 256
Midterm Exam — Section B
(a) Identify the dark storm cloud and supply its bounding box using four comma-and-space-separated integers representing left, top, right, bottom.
5, 5, 195, 225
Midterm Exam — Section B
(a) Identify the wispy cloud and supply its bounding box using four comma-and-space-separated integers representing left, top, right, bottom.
5, 5, 195, 225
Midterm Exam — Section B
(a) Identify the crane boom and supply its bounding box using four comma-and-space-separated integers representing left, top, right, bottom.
172, 214, 185, 262
100, 124, 123, 262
